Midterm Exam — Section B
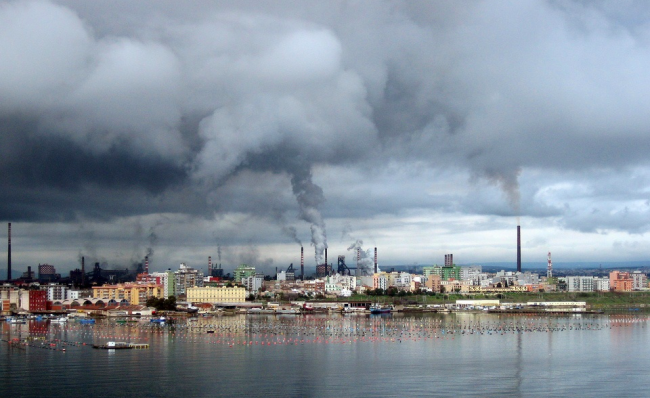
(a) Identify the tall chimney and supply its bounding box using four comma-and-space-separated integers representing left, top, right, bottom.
145, 256, 149, 274
357, 247, 360, 268
324, 248, 328, 266
7, 223, 11, 281
81, 256, 85, 286
374, 247, 378, 274
300, 246, 304, 280
208, 256, 212, 277
517, 225, 521, 273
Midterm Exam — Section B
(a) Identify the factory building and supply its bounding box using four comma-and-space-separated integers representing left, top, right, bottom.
38, 264, 58, 282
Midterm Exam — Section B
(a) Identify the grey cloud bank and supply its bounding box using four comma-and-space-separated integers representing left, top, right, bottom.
1, 0, 650, 272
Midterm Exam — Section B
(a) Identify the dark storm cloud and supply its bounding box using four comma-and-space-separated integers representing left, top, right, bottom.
2, 0, 650, 240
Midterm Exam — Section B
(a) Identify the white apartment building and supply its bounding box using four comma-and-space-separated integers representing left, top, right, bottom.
593, 277, 610, 292
631, 271, 647, 290
46, 284, 68, 301
567, 276, 594, 292
243, 274, 264, 293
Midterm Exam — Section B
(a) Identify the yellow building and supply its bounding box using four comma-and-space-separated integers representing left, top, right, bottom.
186, 286, 246, 304
92, 283, 163, 305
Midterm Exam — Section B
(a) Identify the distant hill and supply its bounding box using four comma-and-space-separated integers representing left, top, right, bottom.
385, 261, 650, 273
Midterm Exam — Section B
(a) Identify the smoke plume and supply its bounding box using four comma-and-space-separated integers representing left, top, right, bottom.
290, 166, 327, 264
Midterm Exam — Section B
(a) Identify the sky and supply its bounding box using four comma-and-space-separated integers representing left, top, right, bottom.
2, 0, 650, 276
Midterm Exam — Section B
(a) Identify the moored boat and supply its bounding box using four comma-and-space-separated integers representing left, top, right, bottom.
369, 306, 392, 314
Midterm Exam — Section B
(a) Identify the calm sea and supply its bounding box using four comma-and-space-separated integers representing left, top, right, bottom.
1, 313, 649, 397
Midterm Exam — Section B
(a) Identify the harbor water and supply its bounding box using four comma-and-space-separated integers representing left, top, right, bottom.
1, 313, 649, 397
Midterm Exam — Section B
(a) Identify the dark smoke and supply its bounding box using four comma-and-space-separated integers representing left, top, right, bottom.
290, 166, 327, 264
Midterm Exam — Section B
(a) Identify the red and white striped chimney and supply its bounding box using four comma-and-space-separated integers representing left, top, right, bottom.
208, 256, 212, 277
145, 256, 149, 274
300, 246, 304, 279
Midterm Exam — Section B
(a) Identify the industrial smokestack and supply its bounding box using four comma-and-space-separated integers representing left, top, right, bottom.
300, 246, 304, 280
208, 256, 212, 277
517, 225, 521, 273
81, 256, 85, 286
145, 255, 149, 274
374, 247, 378, 274
357, 247, 360, 268
325, 248, 328, 266
7, 223, 11, 281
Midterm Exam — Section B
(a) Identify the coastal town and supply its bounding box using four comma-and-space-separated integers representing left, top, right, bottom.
2, 251, 649, 319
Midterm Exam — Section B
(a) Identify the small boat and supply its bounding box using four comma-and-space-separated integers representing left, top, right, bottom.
8, 317, 27, 324
93, 341, 150, 350
275, 308, 300, 314
150, 317, 166, 324
78, 318, 96, 324
51, 317, 68, 323
369, 306, 392, 314
247, 308, 275, 314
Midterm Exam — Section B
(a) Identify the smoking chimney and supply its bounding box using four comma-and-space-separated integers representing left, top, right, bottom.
374, 247, 378, 274
208, 256, 212, 277
325, 248, 328, 266
517, 225, 521, 273
357, 247, 360, 268
7, 223, 11, 281
300, 246, 304, 280
145, 256, 149, 274
81, 256, 85, 286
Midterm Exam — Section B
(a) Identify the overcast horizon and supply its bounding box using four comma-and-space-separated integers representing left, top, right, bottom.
2, 1, 650, 276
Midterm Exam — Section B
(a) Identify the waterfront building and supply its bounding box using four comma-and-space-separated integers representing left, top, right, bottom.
19, 290, 47, 312
234, 264, 257, 283
0, 288, 19, 313
149, 271, 175, 298
186, 286, 246, 304
517, 272, 540, 286
441, 279, 471, 293
610, 271, 633, 292
593, 277, 610, 292
424, 274, 441, 292
45, 284, 68, 301
567, 276, 594, 292
373, 273, 388, 290
387, 272, 412, 289
631, 271, 647, 291
92, 283, 163, 305
174, 263, 203, 296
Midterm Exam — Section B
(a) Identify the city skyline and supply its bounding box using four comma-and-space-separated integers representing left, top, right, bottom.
2, 1, 650, 274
